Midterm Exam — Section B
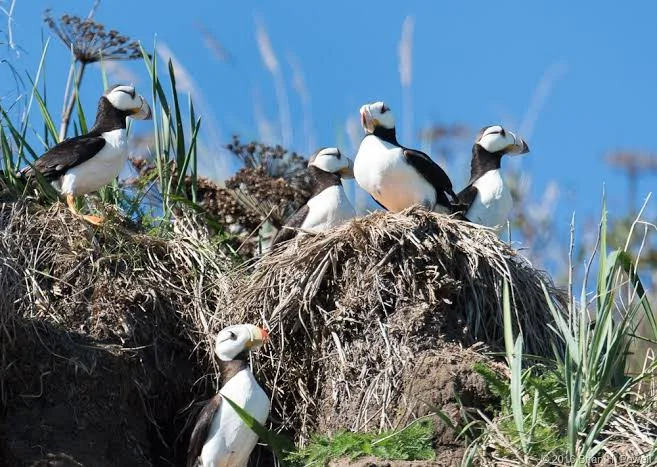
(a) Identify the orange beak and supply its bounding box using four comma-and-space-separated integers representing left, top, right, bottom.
258, 327, 270, 345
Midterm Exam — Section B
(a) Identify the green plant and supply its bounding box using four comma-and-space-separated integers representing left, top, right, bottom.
465, 201, 657, 466
288, 418, 435, 466
140, 42, 202, 227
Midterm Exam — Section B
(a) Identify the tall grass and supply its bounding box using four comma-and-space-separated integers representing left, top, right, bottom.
465, 201, 657, 466
141, 43, 202, 223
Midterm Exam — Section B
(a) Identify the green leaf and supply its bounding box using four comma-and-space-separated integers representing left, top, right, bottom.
221, 395, 295, 460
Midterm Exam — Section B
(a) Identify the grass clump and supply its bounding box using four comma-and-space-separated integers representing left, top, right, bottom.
465, 203, 657, 466
288, 419, 435, 466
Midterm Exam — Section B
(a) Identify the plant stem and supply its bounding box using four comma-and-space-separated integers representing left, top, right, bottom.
59, 62, 87, 141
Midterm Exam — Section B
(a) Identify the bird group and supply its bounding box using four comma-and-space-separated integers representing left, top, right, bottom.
273, 101, 530, 245
19, 85, 531, 467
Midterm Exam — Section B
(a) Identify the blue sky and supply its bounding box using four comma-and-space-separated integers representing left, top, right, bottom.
3, 0, 657, 248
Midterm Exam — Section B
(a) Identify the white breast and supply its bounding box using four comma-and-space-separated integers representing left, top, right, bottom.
465, 169, 512, 228
200, 369, 270, 467
353, 136, 437, 212
301, 184, 355, 232
58, 129, 127, 196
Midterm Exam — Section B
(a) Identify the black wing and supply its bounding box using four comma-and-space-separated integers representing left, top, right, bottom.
370, 195, 388, 211
454, 184, 479, 219
403, 148, 458, 203
270, 204, 309, 247
187, 394, 222, 467
21, 134, 106, 181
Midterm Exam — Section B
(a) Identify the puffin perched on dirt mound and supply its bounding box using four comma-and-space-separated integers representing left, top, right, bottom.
353, 101, 460, 213
457, 125, 530, 228
271, 147, 355, 246
20, 84, 152, 225
187, 324, 270, 467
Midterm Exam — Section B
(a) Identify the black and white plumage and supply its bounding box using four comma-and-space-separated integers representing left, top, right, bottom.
457, 125, 530, 228
353, 101, 459, 213
187, 324, 270, 467
271, 147, 356, 246
21, 84, 152, 225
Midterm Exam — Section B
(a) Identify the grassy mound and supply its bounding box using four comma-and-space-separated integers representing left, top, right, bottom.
0, 200, 233, 466
230, 207, 566, 445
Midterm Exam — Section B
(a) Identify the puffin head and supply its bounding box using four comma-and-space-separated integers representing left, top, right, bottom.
360, 101, 395, 134
104, 85, 152, 120
476, 125, 529, 156
308, 147, 354, 178
214, 324, 269, 361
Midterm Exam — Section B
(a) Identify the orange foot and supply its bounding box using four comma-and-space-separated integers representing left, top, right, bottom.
81, 214, 105, 226
66, 194, 104, 226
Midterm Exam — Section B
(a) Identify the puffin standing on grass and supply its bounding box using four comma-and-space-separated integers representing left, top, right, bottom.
20, 84, 152, 225
456, 125, 530, 228
187, 324, 270, 467
353, 101, 460, 213
271, 147, 356, 246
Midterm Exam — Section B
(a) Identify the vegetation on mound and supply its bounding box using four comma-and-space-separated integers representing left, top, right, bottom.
288, 419, 435, 466
464, 208, 657, 466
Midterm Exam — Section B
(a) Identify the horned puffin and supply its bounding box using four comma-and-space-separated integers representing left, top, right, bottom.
21, 84, 152, 225
353, 101, 459, 213
187, 324, 270, 467
456, 125, 530, 228
271, 147, 356, 246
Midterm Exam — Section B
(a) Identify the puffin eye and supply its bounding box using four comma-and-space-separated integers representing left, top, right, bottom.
380, 105, 388, 114
499, 128, 506, 137
229, 331, 237, 340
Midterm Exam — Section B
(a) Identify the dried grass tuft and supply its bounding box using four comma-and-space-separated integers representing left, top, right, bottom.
230, 207, 566, 442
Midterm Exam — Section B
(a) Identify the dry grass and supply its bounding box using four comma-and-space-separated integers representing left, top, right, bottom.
229, 207, 566, 443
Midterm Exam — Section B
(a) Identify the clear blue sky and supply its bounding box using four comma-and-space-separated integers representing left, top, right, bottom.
3, 0, 657, 241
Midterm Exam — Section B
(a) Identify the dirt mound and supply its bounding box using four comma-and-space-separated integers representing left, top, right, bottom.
0, 201, 233, 466
231, 207, 566, 454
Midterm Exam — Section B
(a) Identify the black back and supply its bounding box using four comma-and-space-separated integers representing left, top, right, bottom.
21, 96, 131, 180
371, 125, 458, 209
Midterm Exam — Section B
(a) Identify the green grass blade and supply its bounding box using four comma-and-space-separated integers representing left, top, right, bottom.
189, 94, 198, 203
503, 280, 514, 366
168, 59, 186, 170
222, 395, 295, 460
27, 74, 59, 144
510, 336, 526, 451
175, 116, 201, 194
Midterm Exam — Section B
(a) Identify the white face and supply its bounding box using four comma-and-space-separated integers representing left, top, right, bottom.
214, 324, 269, 361
477, 125, 529, 155
360, 101, 395, 134
308, 147, 354, 178
105, 85, 152, 120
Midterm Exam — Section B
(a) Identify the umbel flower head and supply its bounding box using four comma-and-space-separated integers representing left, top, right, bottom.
44, 10, 142, 63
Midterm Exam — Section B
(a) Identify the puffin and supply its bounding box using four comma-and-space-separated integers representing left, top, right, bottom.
353, 101, 459, 213
20, 84, 152, 225
456, 125, 530, 228
187, 324, 270, 467
271, 147, 356, 246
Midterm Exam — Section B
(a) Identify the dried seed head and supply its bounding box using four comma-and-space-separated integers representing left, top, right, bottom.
44, 10, 142, 64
